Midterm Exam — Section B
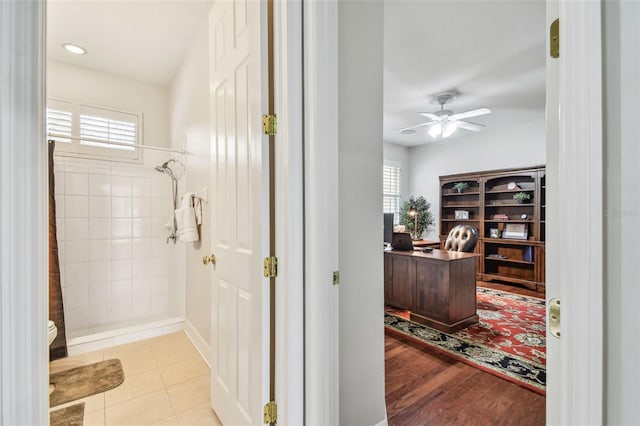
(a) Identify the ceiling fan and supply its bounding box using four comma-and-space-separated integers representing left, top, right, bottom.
398, 92, 491, 139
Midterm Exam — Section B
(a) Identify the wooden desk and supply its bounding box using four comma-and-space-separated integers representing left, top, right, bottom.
411, 239, 441, 248
384, 249, 479, 333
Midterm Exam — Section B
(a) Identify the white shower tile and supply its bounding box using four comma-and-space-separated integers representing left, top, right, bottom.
132, 277, 152, 300
132, 258, 154, 279
64, 157, 91, 174
111, 218, 132, 239
151, 274, 169, 295
151, 237, 169, 257
65, 262, 90, 286
57, 241, 66, 264
112, 300, 133, 323
132, 238, 152, 258
111, 280, 132, 302
132, 218, 152, 238
111, 259, 132, 281
89, 159, 112, 175
65, 218, 89, 241
111, 239, 132, 260
65, 240, 90, 263
151, 294, 169, 316
89, 174, 111, 196
90, 239, 111, 261
65, 172, 89, 195
89, 218, 112, 240
56, 219, 66, 243
112, 197, 132, 218
55, 195, 65, 217
89, 196, 111, 218
65, 195, 89, 218
90, 261, 112, 284
132, 299, 153, 319
65, 285, 90, 310
150, 257, 169, 278
65, 307, 90, 332
111, 176, 132, 197
132, 198, 151, 218
59, 265, 66, 286
90, 303, 112, 328
90, 281, 111, 305
152, 176, 172, 199
132, 177, 152, 198
151, 215, 172, 238
54, 171, 65, 194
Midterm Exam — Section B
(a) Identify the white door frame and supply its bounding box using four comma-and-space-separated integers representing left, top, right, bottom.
0, 0, 50, 424
546, 0, 603, 423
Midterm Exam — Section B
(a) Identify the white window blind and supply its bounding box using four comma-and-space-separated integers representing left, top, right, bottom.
46, 99, 141, 162
383, 165, 401, 224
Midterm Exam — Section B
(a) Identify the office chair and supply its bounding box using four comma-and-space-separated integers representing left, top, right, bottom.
444, 224, 479, 253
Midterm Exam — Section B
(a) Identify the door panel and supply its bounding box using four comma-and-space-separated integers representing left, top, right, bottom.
209, 0, 266, 424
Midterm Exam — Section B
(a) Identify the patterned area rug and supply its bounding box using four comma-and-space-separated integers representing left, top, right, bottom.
50, 359, 125, 407
384, 287, 546, 395
50, 402, 85, 426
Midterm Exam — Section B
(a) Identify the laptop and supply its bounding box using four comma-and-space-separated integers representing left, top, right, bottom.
391, 232, 414, 251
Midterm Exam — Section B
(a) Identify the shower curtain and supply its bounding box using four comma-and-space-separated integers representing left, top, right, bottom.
48, 142, 67, 360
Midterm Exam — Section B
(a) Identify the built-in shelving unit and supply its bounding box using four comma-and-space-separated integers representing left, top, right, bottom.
440, 166, 546, 292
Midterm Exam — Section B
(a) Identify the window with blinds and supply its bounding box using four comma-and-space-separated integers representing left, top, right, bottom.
46, 99, 142, 161
383, 164, 401, 224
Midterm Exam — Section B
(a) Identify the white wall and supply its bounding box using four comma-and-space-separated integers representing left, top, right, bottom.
169, 20, 212, 351
408, 115, 545, 239
48, 61, 183, 334
338, 1, 387, 425
383, 141, 410, 204
603, 0, 640, 423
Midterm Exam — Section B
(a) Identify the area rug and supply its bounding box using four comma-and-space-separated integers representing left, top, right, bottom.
50, 402, 85, 426
384, 287, 546, 395
50, 359, 125, 407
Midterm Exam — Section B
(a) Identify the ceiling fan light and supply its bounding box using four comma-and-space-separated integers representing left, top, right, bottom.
443, 121, 458, 138
428, 123, 442, 138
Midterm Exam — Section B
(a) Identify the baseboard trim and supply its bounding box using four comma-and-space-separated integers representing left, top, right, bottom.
184, 319, 211, 369
373, 416, 389, 426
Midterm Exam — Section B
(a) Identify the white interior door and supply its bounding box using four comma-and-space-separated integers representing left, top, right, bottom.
208, 1, 268, 424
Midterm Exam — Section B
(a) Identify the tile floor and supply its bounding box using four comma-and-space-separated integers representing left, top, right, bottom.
49, 331, 222, 426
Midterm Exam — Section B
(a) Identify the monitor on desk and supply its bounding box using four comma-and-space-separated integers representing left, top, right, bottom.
391, 232, 414, 251
383, 213, 394, 244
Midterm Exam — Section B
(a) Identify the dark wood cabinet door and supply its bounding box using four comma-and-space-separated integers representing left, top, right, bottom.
415, 260, 448, 321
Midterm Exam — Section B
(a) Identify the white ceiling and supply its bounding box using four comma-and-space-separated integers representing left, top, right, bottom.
47, 0, 545, 141
47, 0, 213, 87
384, 0, 546, 147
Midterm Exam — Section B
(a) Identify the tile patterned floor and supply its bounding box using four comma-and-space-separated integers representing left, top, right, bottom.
50, 331, 222, 426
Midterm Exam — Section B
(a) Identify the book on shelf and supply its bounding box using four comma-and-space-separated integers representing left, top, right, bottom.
493, 214, 509, 220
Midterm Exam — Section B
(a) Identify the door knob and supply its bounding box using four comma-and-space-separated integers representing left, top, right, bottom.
203, 254, 216, 266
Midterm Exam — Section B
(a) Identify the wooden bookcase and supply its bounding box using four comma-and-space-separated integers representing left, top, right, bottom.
439, 166, 545, 292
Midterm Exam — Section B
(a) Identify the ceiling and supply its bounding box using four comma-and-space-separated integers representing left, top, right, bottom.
47, 0, 213, 87
47, 0, 545, 141
384, 0, 546, 147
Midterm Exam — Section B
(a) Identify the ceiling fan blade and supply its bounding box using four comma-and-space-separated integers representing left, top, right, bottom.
455, 121, 485, 132
418, 112, 440, 120
397, 121, 437, 132
450, 107, 492, 120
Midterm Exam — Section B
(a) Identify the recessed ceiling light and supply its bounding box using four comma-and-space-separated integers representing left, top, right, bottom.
400, 129, 416, 135
62, 43, 87, 55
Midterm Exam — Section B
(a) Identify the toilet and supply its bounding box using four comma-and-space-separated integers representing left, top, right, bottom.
48, 320, 57, 345
48, 320, 57, 395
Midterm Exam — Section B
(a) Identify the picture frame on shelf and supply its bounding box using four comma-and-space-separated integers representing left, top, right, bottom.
454, 210, 470, 220
489, 228, 500, 238
502, 223, 528, 240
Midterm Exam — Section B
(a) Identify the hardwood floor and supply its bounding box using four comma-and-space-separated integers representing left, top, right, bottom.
385, 281, 546, 425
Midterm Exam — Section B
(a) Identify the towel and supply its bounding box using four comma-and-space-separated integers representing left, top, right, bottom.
175, 192, 202, 242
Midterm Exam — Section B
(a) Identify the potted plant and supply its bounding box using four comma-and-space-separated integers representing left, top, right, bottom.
400, 196, 434, 240
453, 182, 469, 193
513, 192, 531, 204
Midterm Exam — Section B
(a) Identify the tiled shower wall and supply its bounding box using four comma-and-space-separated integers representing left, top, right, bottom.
54, 155, 178, 333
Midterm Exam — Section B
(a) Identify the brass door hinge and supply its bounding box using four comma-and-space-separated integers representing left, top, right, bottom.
333, 271, 340, 286
550, 18, 559, 58
263, 114, 278, 136
263, 401, 277, 424
263, 256, 278, 278
549, 298, 561, 338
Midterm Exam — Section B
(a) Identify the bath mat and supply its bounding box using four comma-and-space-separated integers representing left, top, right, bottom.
50, 359, 125, 407
50, 402, 84, 426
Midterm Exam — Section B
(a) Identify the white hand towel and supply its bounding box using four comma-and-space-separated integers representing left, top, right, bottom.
175, 192, 199, 242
